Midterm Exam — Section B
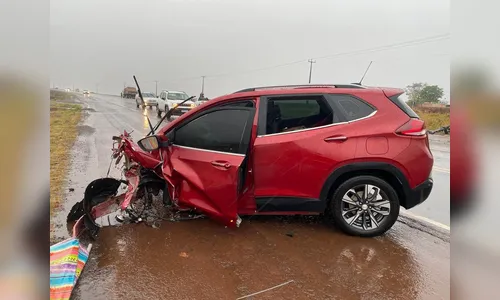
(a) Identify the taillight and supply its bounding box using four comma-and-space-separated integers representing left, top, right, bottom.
395, 118, 426, 136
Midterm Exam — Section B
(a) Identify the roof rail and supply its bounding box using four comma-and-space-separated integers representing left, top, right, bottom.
233, 84, 366, 94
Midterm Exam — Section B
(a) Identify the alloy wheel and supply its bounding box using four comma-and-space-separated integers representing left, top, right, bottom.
340, 184, 391, 231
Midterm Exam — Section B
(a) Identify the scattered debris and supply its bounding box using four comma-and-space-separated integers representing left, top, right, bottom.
179, 252, 189, 258
69, 188, 75, 192
236, 280, 294, 299
285, 231, 294, 238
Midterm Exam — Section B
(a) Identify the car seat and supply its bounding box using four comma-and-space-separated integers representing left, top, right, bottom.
266, 102, 282, 134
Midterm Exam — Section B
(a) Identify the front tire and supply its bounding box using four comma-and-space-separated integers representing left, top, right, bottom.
157, 107, 162, 117
165, 105, 173, 121
330, 175, 400, 237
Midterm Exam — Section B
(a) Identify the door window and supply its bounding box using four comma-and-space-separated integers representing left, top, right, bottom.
174, 109, 253, 154
264, 96, 338, 135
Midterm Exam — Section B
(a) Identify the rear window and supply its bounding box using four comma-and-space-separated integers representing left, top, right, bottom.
388, 92, 419, 118
330, 95, 375, 121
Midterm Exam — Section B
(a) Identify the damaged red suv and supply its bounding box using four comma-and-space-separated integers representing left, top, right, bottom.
155, 84, 434, 237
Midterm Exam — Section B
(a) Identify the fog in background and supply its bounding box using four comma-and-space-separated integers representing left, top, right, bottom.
50, 0, 450, 99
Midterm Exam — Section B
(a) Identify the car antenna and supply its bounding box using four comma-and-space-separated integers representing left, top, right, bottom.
133, 75, 156, 136
354, 61, 373, 85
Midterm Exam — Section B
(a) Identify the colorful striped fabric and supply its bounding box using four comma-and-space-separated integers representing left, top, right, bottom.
50, 237, 91, 300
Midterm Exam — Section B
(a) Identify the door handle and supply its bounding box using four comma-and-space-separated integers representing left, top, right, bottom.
211, 161, 231, 169
324, 136, 348, 142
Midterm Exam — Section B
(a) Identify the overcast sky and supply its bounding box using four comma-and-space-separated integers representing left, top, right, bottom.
50, 0, 450, 100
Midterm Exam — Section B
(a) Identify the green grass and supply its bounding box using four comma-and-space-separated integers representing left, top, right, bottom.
50, 100, 82, 215
413, 108, 450, 130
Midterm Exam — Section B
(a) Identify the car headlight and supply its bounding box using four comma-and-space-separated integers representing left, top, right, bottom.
173, 103, 178, 108
190, 103, 196, 108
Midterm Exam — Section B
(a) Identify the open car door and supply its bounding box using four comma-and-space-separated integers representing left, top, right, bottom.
164, 106, 255, 227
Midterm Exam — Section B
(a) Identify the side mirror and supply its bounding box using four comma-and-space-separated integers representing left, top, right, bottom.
137, 136, 160, 152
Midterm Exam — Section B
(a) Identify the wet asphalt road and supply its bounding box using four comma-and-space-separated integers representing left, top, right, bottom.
52, 93, 450, 300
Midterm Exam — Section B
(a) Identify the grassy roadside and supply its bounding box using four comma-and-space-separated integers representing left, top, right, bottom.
50, 99, 82, 215
413, 108, 450, 130
415, 109, 450, 130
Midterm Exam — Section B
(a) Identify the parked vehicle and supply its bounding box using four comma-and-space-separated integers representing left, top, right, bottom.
157, 90, 197, 120
83, 90, 89, 95
69, 81, 434, 238
122, 87, 137, 99
135, 92, 157, 109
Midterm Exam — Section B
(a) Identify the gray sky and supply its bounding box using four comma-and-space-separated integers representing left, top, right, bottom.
50, 0, 450, 100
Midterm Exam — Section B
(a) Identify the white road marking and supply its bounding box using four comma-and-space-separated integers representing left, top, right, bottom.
433, 166, 450, 173
401, 211, 450, 231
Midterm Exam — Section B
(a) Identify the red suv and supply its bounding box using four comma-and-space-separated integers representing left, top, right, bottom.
156, 84, 434, 237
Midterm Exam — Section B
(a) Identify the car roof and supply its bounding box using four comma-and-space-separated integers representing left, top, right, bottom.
207, 84, 403, 103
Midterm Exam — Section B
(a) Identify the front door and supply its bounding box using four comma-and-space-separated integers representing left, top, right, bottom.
163, 106, 255, 227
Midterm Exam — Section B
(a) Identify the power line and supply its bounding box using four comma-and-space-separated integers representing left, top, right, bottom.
169, 33, 449, 82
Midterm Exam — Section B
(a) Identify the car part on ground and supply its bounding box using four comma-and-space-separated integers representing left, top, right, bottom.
428, 125, 450, 134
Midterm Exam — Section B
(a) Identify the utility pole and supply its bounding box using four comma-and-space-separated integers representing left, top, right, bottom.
153, 80, 159, 96
308, 59, 316, 84
201, 76, 205, 94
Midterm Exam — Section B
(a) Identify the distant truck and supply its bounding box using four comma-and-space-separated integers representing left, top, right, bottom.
122, 87, 137, 99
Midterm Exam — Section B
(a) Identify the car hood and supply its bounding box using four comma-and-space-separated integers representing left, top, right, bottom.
168, 99, 194, 104
143, 97, 157, 102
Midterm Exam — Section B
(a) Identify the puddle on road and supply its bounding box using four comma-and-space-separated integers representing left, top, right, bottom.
68, 216, 449, 300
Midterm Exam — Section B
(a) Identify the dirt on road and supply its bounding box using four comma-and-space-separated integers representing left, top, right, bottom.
70, 217, 449, 300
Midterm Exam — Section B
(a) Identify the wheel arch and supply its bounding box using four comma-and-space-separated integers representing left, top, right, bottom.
320, 162, 412, 209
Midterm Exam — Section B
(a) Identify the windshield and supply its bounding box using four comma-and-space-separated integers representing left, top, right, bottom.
142, 92, 155, 98
167, 92, 189, 100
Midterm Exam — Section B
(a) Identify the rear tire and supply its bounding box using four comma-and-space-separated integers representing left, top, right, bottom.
329, 175, 400, 237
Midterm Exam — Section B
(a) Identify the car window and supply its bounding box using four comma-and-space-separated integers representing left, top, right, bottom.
265, 96, 336, 135
174, 109, 252, 154
332, 95, 375, 121
167, 92, 188, 100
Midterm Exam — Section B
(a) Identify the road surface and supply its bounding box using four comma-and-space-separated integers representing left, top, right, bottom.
51, 94, 450, 300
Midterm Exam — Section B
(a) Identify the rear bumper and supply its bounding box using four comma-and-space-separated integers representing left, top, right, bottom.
405, 177, 433, 209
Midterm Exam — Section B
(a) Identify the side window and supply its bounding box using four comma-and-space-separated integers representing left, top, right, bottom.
174, 109, 252, 154
331, 95, 375, 121
265, 96, 337, 135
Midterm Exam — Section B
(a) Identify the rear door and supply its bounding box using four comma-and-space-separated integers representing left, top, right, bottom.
164, 105, 255, 227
